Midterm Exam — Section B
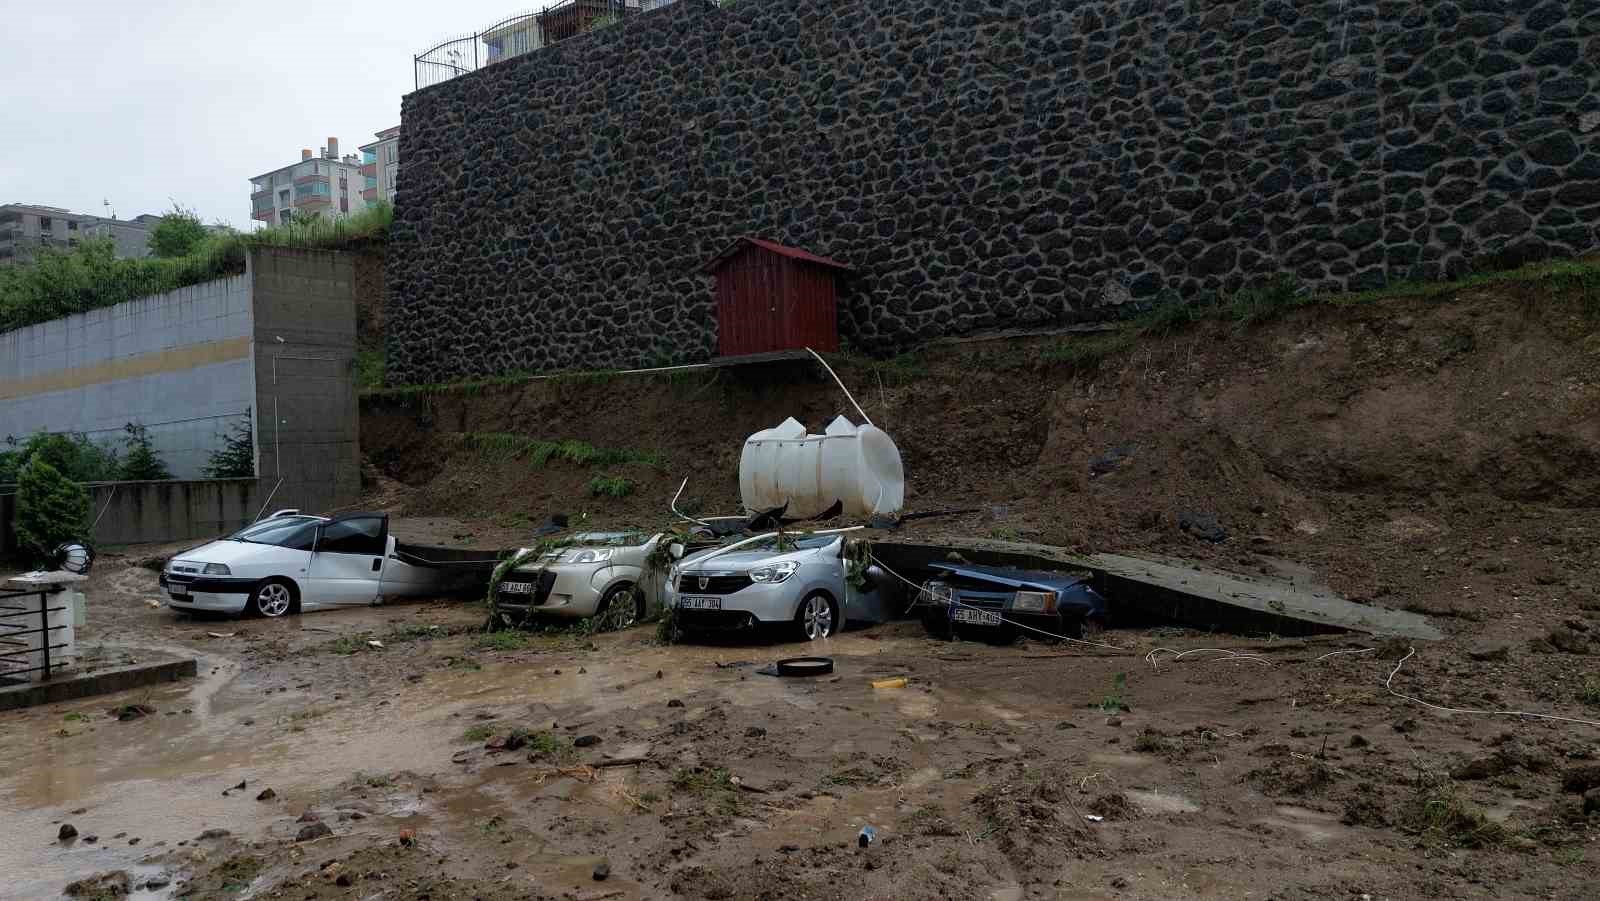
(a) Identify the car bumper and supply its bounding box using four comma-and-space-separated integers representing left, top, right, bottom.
160, 573, 253, 615
495, 567, 604, 619
664, 578, 799, 625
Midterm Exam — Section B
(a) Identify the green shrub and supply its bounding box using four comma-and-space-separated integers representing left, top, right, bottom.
117, 423, 172, 481
15, 458, 90, 564
147, 206, 212, 259
588, 475, 636, 498
0, 431, 119, 484
202, 410, 256, 478
0, 204, 391, 335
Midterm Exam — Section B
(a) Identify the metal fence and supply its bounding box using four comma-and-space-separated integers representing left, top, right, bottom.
414, 0, 681, 90
0, 587, 68, 682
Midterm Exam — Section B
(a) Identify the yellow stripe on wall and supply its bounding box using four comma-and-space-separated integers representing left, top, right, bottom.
0, 336, 253, 401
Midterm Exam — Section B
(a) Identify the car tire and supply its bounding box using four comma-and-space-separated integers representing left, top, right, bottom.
794, 592, 837, 642
596, 583, 642, 630
248, 578, 297, 618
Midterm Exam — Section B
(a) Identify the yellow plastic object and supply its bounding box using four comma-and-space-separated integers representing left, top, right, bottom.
871, 677, 908, 689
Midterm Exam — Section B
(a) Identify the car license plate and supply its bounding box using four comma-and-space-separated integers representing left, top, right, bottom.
169, 588, 190, 600
953, 608, 1002, 626
681, 596, 721, 610
499, 581, 534, 594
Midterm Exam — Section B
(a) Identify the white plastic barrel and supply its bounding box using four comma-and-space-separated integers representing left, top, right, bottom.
739, 416, 905, 519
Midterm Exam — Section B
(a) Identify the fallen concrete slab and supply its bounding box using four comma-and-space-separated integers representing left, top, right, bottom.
1089, 552, 1442, 641
0, 656, 198, 711
871, 539, 1441, 641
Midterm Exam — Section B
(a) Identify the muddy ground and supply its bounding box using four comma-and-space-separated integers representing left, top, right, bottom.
7, 272, 1600, 899
3, 521, 1598, 900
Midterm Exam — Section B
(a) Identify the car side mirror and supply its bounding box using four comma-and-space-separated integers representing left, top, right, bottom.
669, 543, 685, 560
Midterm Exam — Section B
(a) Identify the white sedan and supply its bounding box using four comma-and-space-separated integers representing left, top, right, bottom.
160, 511, 496, 617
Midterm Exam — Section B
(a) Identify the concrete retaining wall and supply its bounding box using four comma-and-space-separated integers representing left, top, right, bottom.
0, 275, 255, 478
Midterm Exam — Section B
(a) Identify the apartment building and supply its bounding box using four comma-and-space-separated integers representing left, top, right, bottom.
0, 203, 155, 265
358, 126, 401, 206
249, 137, 366, 226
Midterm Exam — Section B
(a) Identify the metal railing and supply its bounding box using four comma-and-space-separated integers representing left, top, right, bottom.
413, 0, 666, 91
0, 587, 68, 682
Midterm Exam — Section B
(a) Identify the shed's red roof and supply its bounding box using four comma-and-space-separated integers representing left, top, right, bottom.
701, 236, 853, 273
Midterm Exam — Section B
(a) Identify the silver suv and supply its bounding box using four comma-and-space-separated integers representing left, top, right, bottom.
667, 534, 859, 641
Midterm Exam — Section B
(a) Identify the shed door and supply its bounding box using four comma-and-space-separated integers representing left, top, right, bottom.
718, 248, 782, 356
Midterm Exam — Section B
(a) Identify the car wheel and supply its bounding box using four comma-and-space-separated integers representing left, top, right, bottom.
596, 583, 641, 630
249, 579, 296, 618
795, 592, 837, 642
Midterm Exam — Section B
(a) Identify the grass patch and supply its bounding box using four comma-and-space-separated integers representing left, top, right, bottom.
474, 630, 531, 652
327, 634, 370, 655
356, 347, 386, 391
1039, 332, 1136, 370
383, 623, 460, 643
1099, 671, 1128, 713
354, 771, 394, 788
823, 766, 876, 787
1579, 677, 1600, 707
62, 711, 88, 722
524, 730, 573, 761
588, 474, 636, 498
670, 766, 740, 813
454, 433, 665, 469
461, 724, 496, 743
1402, 773, 1509, 848
212, 854, 264, 894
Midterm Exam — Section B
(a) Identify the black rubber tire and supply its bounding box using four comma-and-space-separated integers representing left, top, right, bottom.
248, 578, 298, 618
775, 656, 834, 677
595, 582, 642, 630
793, 591, 838, 642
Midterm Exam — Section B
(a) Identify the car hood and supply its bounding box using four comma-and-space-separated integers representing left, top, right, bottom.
677, 547, 818, 572
171, 539, 278, 568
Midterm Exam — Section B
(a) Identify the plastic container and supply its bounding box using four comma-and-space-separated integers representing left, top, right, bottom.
0, 588, 77, 681
739, 416, 904, 519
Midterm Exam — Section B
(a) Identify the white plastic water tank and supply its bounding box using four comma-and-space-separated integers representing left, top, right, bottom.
739, 415, 905, 519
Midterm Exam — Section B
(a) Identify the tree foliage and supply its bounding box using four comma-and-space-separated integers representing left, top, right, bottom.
117, 423, 173, 481
0, 431, 119, 484
0, 201, 391, 335
147, 206, 211, 258
15, 458, 91, 564
202, 409, 256, 478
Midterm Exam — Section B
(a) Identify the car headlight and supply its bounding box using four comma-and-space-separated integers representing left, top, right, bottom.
921, 582, 953, 605
750, 561, 800, 583
203, 563, 231, 576
566, 548, 614, 565
1011, 590, 1056, 614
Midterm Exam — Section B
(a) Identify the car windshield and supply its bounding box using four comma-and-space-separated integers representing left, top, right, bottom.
745, 534, 839, 553
570, 531, 650, 547
229, 516, 320, 547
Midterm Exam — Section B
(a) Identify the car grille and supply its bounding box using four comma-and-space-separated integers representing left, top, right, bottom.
497, 570, 557, 606
172, 565, 199, 574
954, 591, 1008, 611
677, 573, 753, 595
675, 609, 757, 629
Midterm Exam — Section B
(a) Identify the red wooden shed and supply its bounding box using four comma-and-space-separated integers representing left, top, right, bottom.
702, 237, 852, 358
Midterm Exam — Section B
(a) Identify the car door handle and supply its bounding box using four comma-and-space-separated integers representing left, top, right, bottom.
371, 558, 381, 572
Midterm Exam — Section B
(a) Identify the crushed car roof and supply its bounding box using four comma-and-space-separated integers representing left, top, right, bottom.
928, 562, 1091, 591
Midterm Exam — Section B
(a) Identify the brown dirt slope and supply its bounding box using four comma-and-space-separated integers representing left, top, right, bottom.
362, 266, 1599, 616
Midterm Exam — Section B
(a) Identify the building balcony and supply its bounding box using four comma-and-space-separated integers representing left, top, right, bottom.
361, 187, 378, 202
359, 162, 377, 178
293, 194, 332, 209
252, 208, 277, 223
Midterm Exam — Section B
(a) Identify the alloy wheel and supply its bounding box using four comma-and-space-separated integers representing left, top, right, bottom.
802, 595, 833, 640
257, 583, 292, 617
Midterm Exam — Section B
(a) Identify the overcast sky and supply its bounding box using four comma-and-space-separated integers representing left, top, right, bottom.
0, 0, 522, 230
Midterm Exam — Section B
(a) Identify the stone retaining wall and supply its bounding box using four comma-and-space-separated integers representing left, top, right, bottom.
389, 0, 1600, 383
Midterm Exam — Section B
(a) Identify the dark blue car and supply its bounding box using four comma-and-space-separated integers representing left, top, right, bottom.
918, 562, 1106, 643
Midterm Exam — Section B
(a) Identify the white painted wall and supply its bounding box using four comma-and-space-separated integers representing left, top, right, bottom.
0, 275, 256, 479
